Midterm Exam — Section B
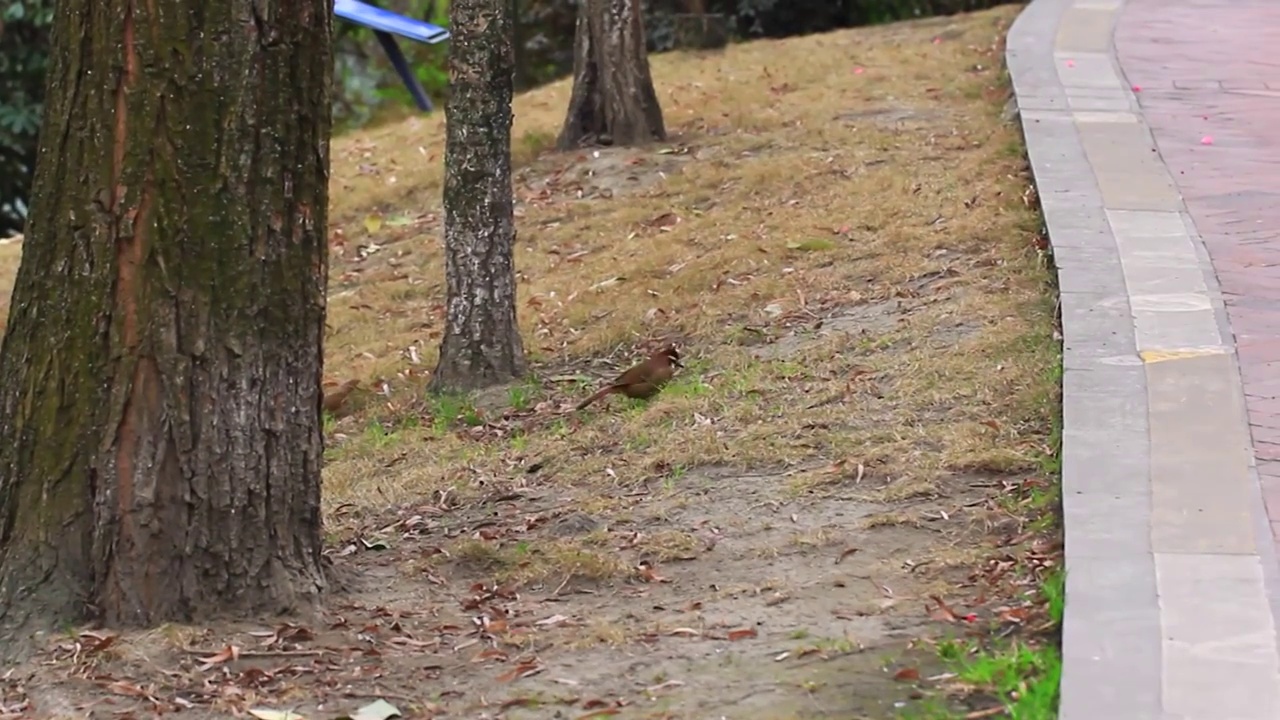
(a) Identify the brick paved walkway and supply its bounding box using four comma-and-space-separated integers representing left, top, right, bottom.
1115, 0, 1280, 541
1009, 0, 1280, 718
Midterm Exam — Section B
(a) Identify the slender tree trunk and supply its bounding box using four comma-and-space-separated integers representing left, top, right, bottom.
556, 0, 666, 149
431, 0, 527, 394
0, 0, 331, 644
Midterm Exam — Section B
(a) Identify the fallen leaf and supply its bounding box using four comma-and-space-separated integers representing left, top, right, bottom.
646, 212, 680, 229
644, 679, 686, 693
495, 660, 544, 682
727, 627, 758, 641
197, 645, 240, 669
927, 595, 975, 623
363, 214, 383, 234
348, 699, 402, 720
893, 667, 921, 682
963, 708, 1009, 719
249, 710, 308, 720
78, 631, 119, 655
104, 681, 149, 698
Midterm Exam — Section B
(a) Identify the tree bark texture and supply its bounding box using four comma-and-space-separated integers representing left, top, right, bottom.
431, 0, 528, 393
556, 0, 667, 149
0, 0, 331, 638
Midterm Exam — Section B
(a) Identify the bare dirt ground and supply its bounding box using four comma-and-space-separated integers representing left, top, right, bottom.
0, 6, 1062, 719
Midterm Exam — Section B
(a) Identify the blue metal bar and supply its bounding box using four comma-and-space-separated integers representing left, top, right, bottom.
333, 0, 451, 113
373, 29, 433, 111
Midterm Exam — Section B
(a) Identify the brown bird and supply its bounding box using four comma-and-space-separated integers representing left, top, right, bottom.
575, 346, 684, 411
322, 378, 360, 415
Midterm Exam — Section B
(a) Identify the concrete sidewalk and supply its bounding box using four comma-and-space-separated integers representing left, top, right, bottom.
1006, 0, 1280, 718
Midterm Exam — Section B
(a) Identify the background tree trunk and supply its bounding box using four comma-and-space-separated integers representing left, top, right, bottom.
430, 0, 528, 394
0, 0, 331, 641
556, 0, 667, 149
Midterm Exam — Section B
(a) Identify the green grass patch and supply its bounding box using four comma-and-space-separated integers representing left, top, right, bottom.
904, 570, 1065, 720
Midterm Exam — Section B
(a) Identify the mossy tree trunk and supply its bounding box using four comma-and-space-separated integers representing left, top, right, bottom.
556, 0, 666, 149
430, 0, 528, 393
0, 0, 331, 643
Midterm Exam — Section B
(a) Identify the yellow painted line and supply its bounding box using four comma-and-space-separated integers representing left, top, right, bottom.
1139, 347, 1229, 364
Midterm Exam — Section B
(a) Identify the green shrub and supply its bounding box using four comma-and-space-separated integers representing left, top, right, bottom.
0, 0, 53, 237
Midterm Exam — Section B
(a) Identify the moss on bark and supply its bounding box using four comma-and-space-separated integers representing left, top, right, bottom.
0, 0, 332, 644
557, 0, 667, 149
431, 0, 528, 393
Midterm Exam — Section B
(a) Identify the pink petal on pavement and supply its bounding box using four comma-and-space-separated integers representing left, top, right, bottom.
1201, 135, 1214, 145
1065, 59, 1076, 68
854, 67, 865, 75
1131, 84, 1141, 92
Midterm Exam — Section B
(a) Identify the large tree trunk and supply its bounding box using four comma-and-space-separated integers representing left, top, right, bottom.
0, 0, 331, 642
556, 0, 666, 150
430, 0, 528, 394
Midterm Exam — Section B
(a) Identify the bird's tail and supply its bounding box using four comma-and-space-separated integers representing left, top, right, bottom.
575, 384, 618, 411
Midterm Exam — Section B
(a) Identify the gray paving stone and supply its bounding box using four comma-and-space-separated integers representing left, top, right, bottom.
1011, 64, 1069, 98
1062, 364, 1147, 423
1056, 8, 1119, 53
1007, 0, 1071, 59
1069, 94, 1136, 111
1063, 491, 1152, 555
1060, 552, 1162, 720
1040, 206, 1114, 247
1157, 553, 1280, 719
1073, 0, 1122, 10
1051, 242, 1121, 271
1055, 261, 1126, 295
1059, 291, 1138, 369
1066, 86, 1135, 100
1015, 94, 1071, 112
1040, 193, 1110, 229
1073, 109, 1139, 124
1129, 302, 1225, 353
1107, 208, 1189, 238
1147, 353, 1256, 555
1077, 122, 1183, 210
1056, 52, 1125, 90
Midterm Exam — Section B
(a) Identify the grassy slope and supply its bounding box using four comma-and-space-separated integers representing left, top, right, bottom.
0, 7, 1064, 718
321, 9, 1056, 535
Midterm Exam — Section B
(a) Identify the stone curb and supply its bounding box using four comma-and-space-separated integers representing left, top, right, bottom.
1007, 1, 1280, 718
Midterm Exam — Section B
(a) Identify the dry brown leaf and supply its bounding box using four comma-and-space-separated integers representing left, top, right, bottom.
836, 547, 860, 564
928, 595, 961, 623
196, 645, 241, 670
893, 667, 921, 682
495, 660, 543, 682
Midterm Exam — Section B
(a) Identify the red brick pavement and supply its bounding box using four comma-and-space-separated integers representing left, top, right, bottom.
1114, 0, 1280, 534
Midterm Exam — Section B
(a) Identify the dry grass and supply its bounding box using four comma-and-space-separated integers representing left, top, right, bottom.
0, 8, 1062, 718
322, 7, 1055, 546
